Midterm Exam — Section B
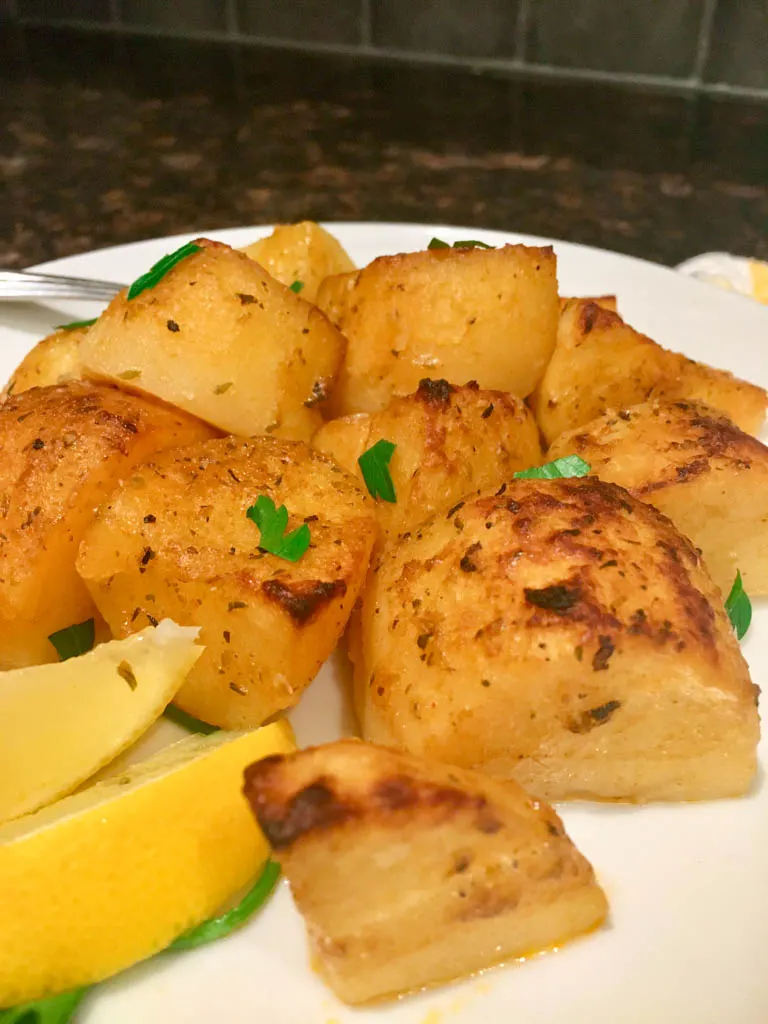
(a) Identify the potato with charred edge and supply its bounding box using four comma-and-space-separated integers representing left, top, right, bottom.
531, 299, 767, 445
354, 477, 758, 802
240, 221, 356, 303
77, 436, 376, 729
316, 244, 558, 415
3, 325, 86, 398
550, 399, 768, 596
243, 740, 608, 1005
313, 378, 542, 544
0, 381, 216, 669
79, 239, 346, 441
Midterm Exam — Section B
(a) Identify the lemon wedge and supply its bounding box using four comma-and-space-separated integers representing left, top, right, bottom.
0, 620, 203, 823
0, 718, 295, 1006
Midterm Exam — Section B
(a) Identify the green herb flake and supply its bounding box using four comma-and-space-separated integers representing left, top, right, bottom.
289, 280, 304, 294
55, 318, 97, 332
48, 619, 95, 661
513, 455, 591, 480
163, 703, 218, 734
127, 241, 202, 301
358, 439, 397, 503
117, 660, 138, 690
725, 570, 752, 641
428, 237, 493, 251
213, 382, 233, 395
117, 369, 142, 380
169, 860, 281, 951
246, 495, 311, 562
0, 987, 88, 1024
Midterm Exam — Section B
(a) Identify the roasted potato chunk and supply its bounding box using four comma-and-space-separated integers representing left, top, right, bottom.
531, 300, 767, 445
3, 326, 86, 399
559, 295, 617, 312
316, 244, 558, 415
243, 740, 607, 1005
550, 400, 768, 596
79, 239, 346, 441
240, 221, 356, 303
77, 436, 376, 729
354, 477, 758, 802
313, 378, 542, 544
0, 382, 216, 669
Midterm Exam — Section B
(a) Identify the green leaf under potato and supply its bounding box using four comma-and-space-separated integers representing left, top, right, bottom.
48, 619, 95, 661
0, 987, 88, 1024
725, 570, 752, 641
513, 455, 591, 480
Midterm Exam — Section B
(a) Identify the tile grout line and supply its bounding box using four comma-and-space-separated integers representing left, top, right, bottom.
359, 0, 371, 48
692, 0, 719, 83
10, 16, 768, 102
515, 0, 531, 62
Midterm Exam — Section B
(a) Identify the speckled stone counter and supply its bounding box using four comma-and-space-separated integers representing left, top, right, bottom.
1, 26, 767, 269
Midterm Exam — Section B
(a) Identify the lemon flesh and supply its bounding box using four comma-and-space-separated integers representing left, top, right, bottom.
0, 718, 295, 1006
0, 620, 203, 823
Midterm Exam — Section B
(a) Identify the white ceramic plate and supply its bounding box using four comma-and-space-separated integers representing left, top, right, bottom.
4, 223, 768, 1024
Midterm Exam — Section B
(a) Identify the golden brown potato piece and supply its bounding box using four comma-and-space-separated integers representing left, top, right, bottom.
243, 739, 607, 1005
240, 221, 356, 303
77, 436, 376, 729
531, 300, 767, 445
79, 239, 346, 441
313, 378, 542, 544
3, 325, 86, 398
550, 400, 768, 596
354, 477, 758, 803
0, 382, 216, 669
316, 244, 558, 415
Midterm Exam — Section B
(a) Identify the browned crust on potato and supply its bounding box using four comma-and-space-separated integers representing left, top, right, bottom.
261, 577, 347, 624
415, 378, 457, 406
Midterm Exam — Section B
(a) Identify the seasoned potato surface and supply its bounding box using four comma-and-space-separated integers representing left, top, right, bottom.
531, 300, 767, 444
244, 740, 607, 1004
77, 436, 377, 729
0, 381, 216, 669
313, 379, 542, 543
550, 399, 768, 595
240, 221, 356, 303
3, 326, 86, 398
79, 239, 345, 441
355, 477, 758, 802
316, 244, 558, 415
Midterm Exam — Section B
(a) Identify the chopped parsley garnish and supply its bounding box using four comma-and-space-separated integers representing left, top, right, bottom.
163, 703, 218, 734
358, 439, 397, 503
127, 241, 202, 301
289, 280, 304, 294
725, 570, 752, 641
428, 237, 494, 251
55, 318, 97, 332
513, 455, 591, 480
247, 495, 311, 562
48, 619, 95, 661
0, 986, 88, 1023
169, 860, 281, 951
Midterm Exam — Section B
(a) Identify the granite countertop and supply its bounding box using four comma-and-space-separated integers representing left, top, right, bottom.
1, 25, 767, 270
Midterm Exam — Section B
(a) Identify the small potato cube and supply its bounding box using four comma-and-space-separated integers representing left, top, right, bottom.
77, 436, 377, 729
550, 399, 768, 596
316, 244, 559, 415
240, 221, 356, 303
3, 325, 86, 398
531, 300, 767, 445
0, 381, 216, 669
79, 239, 346, 441
559, 295, 617, 312
355, 477, 758, 803
243, 740, 607, 1005
314, 378, 542, 543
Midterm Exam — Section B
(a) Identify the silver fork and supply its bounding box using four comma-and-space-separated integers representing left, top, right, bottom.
0, 270, 125, 302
